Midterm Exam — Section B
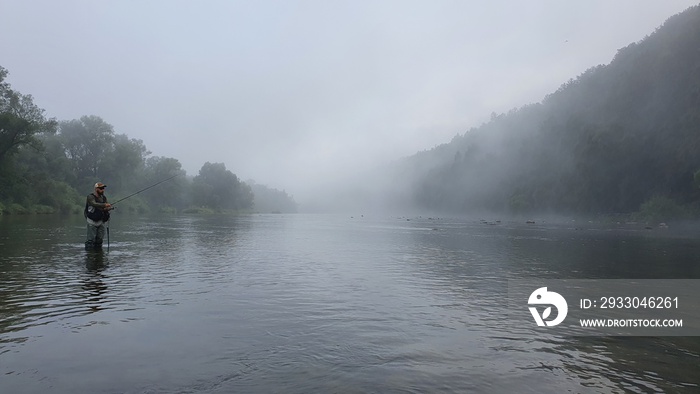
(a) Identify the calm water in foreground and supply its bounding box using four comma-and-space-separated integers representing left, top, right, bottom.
1, 213, 699, 393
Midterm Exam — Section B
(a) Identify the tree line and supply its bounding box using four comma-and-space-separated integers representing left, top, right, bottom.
0, 67, 296, 215
386, 5, 700, 222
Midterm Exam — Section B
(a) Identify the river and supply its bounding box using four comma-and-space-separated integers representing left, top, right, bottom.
1, 213, 698, 393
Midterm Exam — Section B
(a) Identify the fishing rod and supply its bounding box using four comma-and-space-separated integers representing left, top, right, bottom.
98, 174, 178, 253
111, 173, 180, 206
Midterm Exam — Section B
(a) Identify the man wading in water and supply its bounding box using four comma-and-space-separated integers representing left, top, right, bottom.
84, 182, 113, 249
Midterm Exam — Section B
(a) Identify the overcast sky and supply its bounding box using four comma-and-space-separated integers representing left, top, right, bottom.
1, 0, 697, 202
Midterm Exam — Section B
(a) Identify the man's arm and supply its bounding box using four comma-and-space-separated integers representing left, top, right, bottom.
87, 194, 111, 210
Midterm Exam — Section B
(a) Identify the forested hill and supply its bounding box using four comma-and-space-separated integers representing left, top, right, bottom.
390, 5, 700, 219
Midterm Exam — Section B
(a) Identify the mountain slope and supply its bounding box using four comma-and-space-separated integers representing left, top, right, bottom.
393, 5, 700, 216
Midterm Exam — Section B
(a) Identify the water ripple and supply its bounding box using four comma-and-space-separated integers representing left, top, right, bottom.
1, 214, 699, 393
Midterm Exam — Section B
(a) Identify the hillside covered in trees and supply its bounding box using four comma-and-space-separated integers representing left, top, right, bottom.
386, 5, 700, 221
3, 6, 698, 219
0, 70, 296, 215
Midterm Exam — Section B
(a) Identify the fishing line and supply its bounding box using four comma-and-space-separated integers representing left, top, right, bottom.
111, 173, 180, 206
103, 173, 179, 252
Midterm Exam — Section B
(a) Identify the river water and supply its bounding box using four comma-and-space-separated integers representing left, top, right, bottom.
1, 214, 698, 393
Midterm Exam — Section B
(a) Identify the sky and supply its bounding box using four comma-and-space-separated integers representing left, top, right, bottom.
1, 0, 697, 203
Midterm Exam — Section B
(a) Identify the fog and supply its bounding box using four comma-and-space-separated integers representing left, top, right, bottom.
1, 0, 696, 208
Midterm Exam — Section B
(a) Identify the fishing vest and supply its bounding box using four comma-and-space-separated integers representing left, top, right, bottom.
84, 193, 110, 222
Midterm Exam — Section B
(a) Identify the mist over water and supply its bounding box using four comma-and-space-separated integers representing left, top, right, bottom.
2, 2, 700, 392
2, 1, 697, 203
1, 214, 698, 393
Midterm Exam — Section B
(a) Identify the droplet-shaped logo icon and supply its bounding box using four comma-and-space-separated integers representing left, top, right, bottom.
528, 287, 568, 327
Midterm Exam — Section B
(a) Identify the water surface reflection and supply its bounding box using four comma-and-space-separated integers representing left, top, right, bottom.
0, 214, 698, 393
83, 250, 108, 313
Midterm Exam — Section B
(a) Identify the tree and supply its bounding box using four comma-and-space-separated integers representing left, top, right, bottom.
393, 5, 700, 216
191, 162, 253, 210
58, 115, 115, 180
248, 180, 298, 213
142, 156, 187, 208
0, 66, 57, 162
100, 134, 150, 191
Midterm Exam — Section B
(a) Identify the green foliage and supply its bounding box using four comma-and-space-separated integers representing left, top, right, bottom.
33, 205, 55, 214
100, 134, 150, 191
635, 196, 688, 223
113, 195, 149, 214
5, 203, 29, 215
3, 203, 59, 214
158, 207, 178, 214
58, 116, 116, 181
191, 162, 253, 211
140, 156, 188, 209
41, 180, 81, 212
182, 206, 216, 214
398, 5, 700, 216
0, 67, 266, 215
0, 66, 58, 161
248, 181, 298, 213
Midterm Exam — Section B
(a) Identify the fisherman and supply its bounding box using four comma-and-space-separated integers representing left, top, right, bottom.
84, 182, 112, 249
